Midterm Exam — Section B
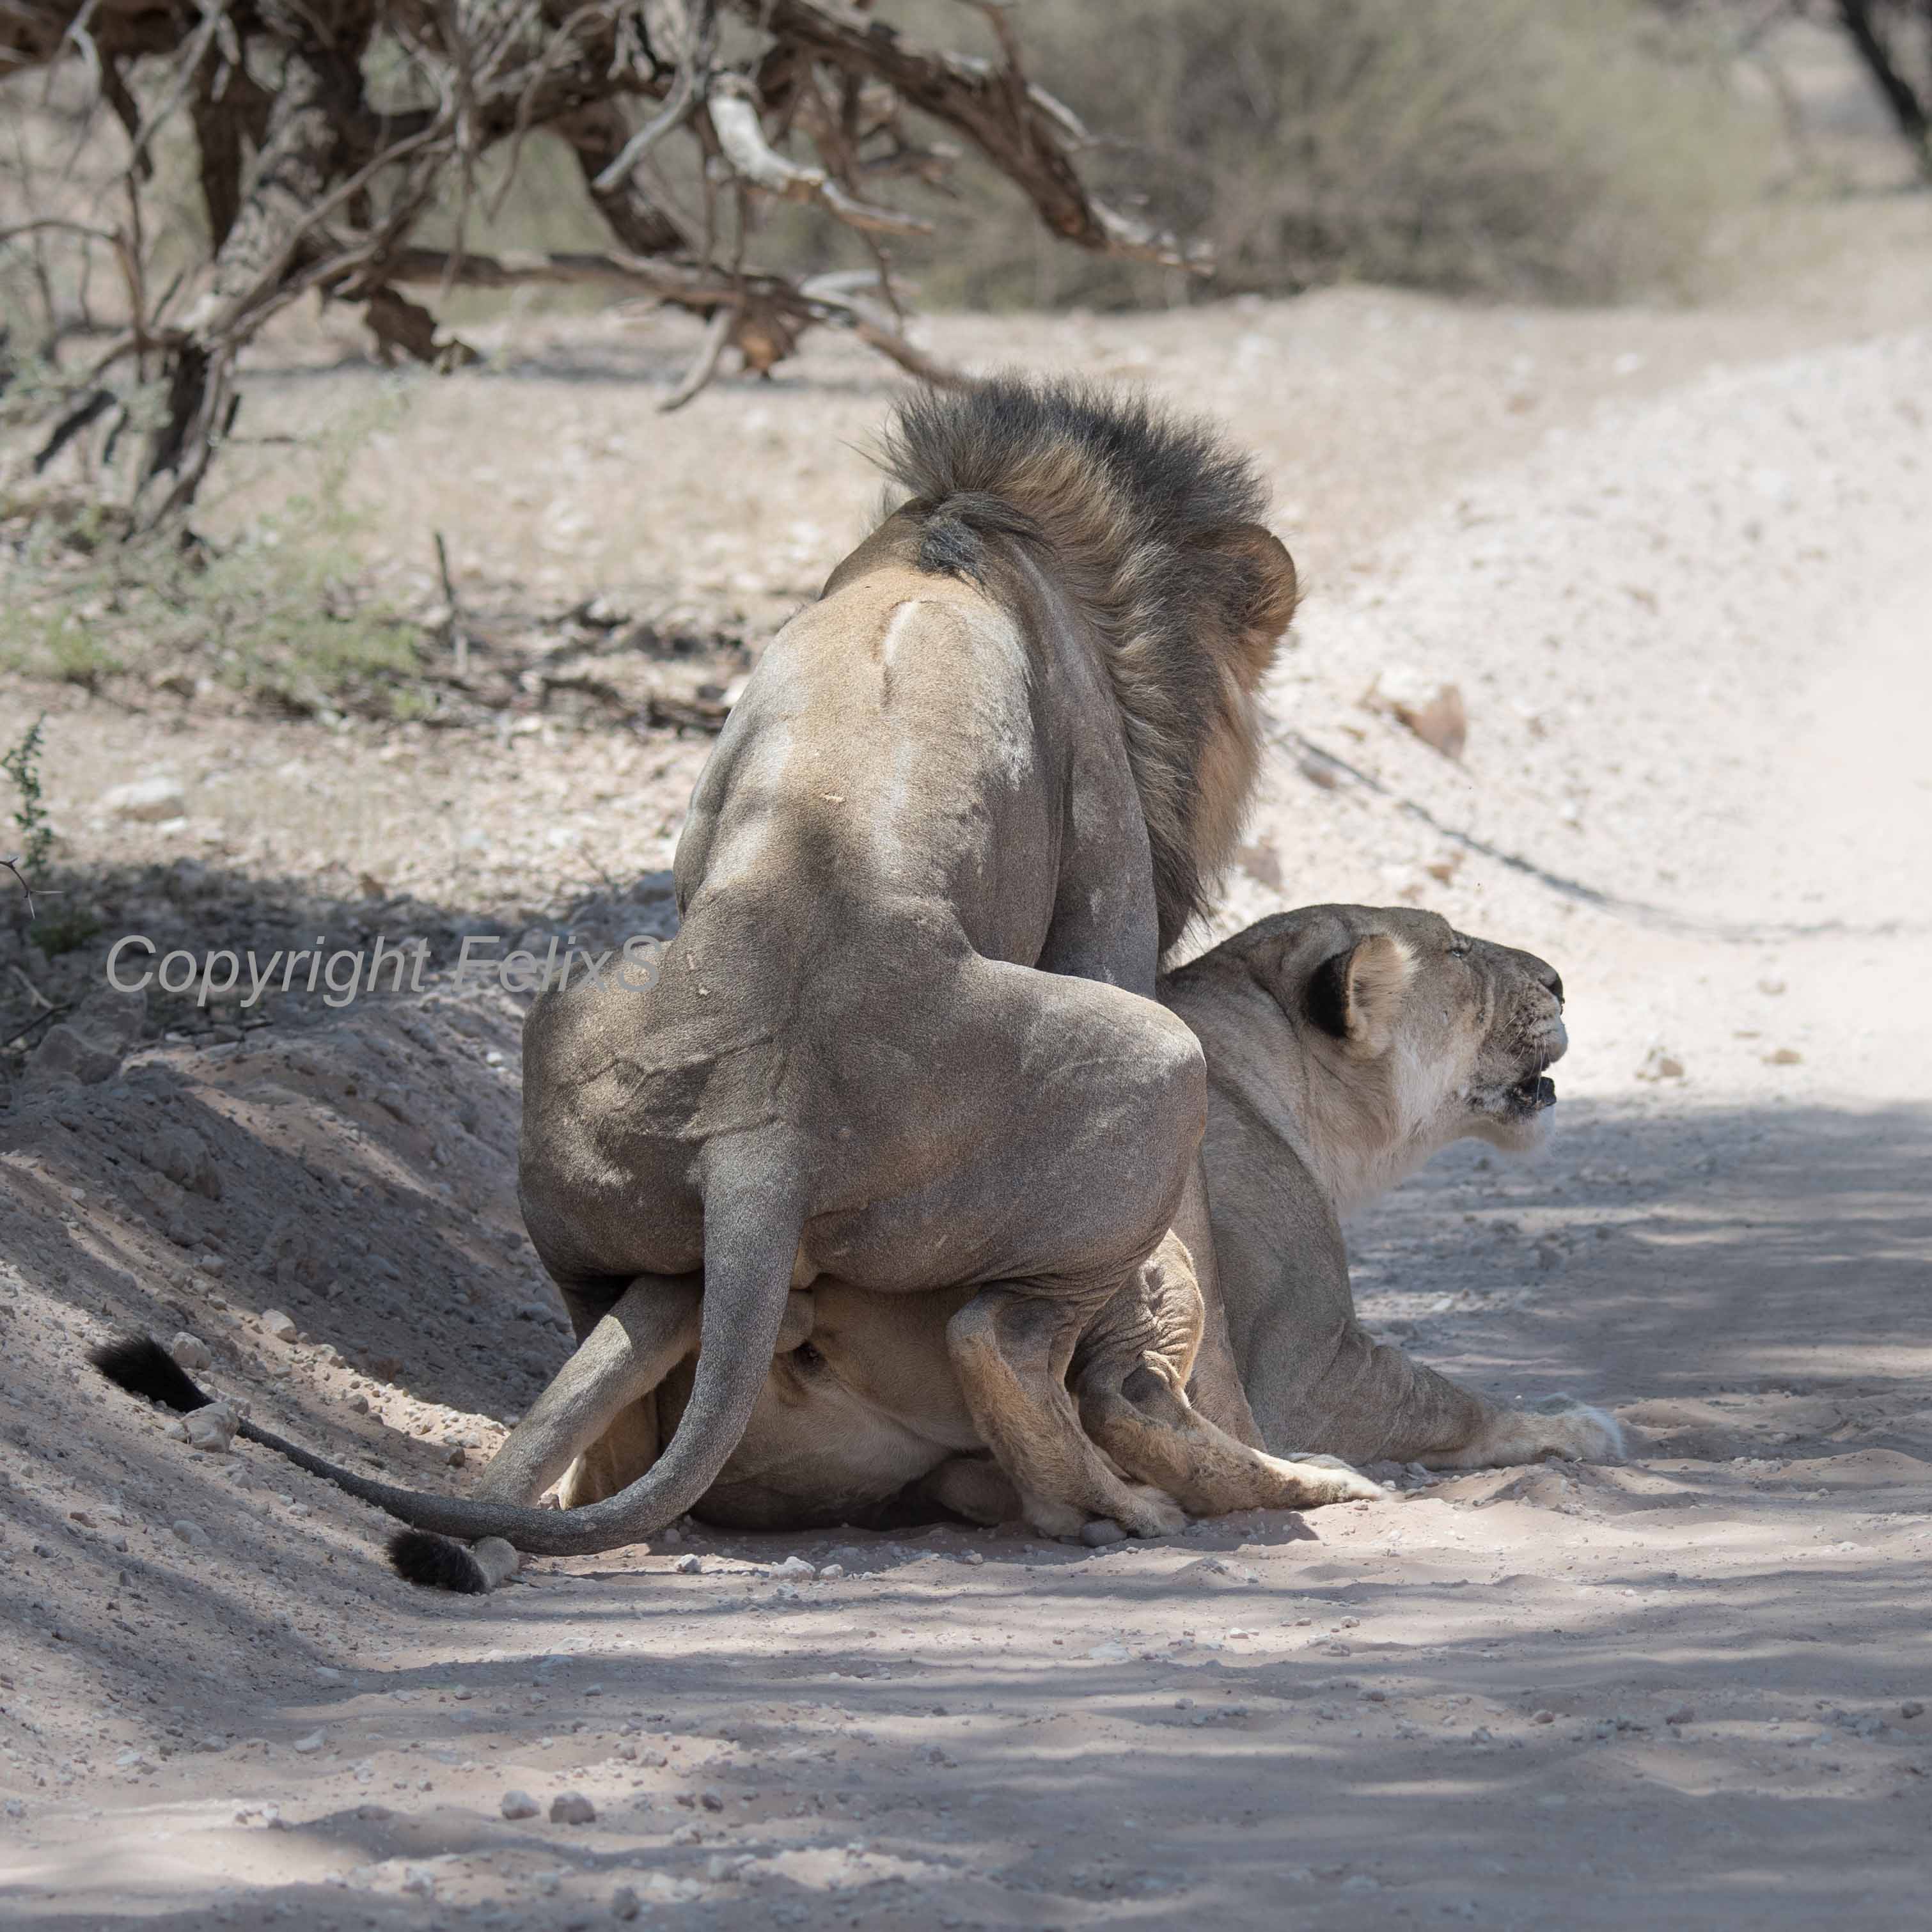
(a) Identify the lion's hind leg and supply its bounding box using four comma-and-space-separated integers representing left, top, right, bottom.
1074, 1237, 1386, 1516
948, 1285, 1188, 1540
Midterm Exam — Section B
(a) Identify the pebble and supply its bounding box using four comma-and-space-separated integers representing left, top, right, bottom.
103, 776, 187, 821
500, 1789, 541, 1820
1902, 1701, 1924, 1720
771, 1555, 817, 1579
183, 1402, 240, 1453
551, 1792, 597, 1824
292, 1732, 324, 1754
1367, 668, 1468, 759
260, 1310, 298, 1343
1664, 1705, 1695, 1725
1080, 1520, 1127, 1548
168, 1331, 212, 1372
675, 1554, 703, 1575
611, 1886, 641, 1922
171, 1518, 211, 1548
1532, 1709, 1556, 1725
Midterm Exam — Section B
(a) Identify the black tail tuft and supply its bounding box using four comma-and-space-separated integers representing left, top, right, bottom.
91, 1334, 212, 1413
389, 1528, 489, 1594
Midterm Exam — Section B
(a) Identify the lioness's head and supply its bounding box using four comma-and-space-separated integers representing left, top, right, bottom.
1171, 905, 1567, 1213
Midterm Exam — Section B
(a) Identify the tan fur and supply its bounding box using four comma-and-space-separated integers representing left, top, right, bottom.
555, 907, 1619, 1515
1167, 906, 1624, 1468
880, 379, 1299, 954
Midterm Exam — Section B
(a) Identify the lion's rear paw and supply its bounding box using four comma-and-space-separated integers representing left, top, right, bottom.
1115, 1484, 1188, 1538
1021, 1495, 1089, 1541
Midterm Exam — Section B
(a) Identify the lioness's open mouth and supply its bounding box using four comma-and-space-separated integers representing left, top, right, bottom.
1509, 1071, 1557, 1111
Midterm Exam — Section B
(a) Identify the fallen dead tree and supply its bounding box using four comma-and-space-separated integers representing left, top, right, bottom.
1, 0, 1202, 526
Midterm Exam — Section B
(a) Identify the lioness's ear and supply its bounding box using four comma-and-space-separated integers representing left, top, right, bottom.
1202, 522, 1299, 688
1307, 932, 1416, 1055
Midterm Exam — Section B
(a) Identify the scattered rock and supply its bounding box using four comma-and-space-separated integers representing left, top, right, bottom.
1532, 1709, 1556, 1725
1664, 1706, 1695, 1725
1901, 1701, 1924, 1721
22, 1022, 119, 1092
1636, 1046, 1685, 1081
675, 1554, 703, 1575
1764, 1047, 1803, 1066
611, 1885, 641, 1922
168, 1331, 212, 1372
1080, 1520, 1127, 1548
145, 1126, 222, 1200
292, 1731, 325, 1754
260, 1310, 299, 1343
550, 1791, 597, 1825
1236, 840, 1284, 888
1365, 668, 1468, 759
103, 775, 187, 821
182, 1401, 240, 1452
771, 1555, 817, 1580
500, 1789, 540, 1820
171, 1518, 210, 1548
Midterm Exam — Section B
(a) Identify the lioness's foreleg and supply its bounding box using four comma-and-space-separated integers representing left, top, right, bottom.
1251, 1310, 1621, 1471
1072, 1239, 1384, 1514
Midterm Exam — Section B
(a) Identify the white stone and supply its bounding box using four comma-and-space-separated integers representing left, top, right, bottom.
103, 776, 186, 821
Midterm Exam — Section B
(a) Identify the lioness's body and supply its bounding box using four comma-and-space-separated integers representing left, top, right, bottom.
1166, 907, 1620, 1470
553, 906, 1620, 1534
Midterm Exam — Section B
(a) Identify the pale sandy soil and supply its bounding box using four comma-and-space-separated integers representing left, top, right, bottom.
1, 194, 1930, 1929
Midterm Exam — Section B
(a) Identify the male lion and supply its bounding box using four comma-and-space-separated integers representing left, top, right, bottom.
94, 377, 1376, 1583
512, 905, 1621, 1539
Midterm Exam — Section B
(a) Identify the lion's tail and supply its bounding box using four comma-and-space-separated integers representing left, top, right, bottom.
92, 1149, 806, 1589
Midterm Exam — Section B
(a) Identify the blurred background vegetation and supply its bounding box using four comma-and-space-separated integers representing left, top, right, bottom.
1, 0, 1926, 724
803, 0, 1761, 308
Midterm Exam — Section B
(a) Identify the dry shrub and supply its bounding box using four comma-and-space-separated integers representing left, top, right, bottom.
881, 0, 1766, 308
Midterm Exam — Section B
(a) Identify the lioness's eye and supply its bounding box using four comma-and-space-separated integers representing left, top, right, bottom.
1447, 936, 1471, 958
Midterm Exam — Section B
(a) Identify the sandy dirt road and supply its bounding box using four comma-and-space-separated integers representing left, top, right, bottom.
2, 235, 1929, 1928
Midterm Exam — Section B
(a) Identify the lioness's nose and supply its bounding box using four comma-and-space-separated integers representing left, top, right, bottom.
1536, 961, 1564, 1007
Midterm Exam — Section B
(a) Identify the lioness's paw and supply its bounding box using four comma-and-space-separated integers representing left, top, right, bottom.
1269, 1455, 1387, 1506
1528, 1396, 1624, 1463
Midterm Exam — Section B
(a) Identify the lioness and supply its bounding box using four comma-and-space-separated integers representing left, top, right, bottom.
95, 377, 1372, 1578
537, 904, 1621, 1537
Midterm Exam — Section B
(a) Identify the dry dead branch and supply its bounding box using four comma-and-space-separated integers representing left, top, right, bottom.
1, 0, 1206, 522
